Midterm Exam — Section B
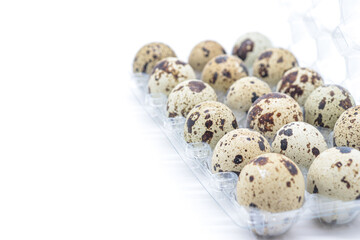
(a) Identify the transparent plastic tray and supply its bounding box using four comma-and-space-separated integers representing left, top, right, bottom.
129, 73, 360, 237
129, 2, 360, 235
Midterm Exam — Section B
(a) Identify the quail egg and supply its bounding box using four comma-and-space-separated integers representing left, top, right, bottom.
272, 122, 328, 169
225, 76, 271, 112
236, 153, 305, 213
133, 42, 176, 74
166, 80, 217, 118
253, 48, 298, 87
188, 40, 226, 72
307, 147, 360, 201
148, 57, 196, 96
247, 93, 303, 139
202, 55, 248, 93
276, 67, 324, 106
184, 101, 238, 149
232, 32, 272, 69
304, 85, 355, 129
212, 128, 271, 175
334, 106, 360, 150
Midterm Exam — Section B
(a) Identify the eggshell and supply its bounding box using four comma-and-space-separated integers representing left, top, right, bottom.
253, 48, 298, 87
247, 93, 303, 139
133, 42, 176, 74
304, 85, 355, 129
334, 106, 360, 150
166, 80, 217, 118
272, 122, 328, 168
202, 55, 248, 93
307, 147, 360, 201
212, 128, 271, 175
148, 57, 195, 96
237, 153, 305, 213
184, 101, 237, 149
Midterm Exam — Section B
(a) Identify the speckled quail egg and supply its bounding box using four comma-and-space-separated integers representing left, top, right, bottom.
188, 40, 226, 72
247, 93, 303, 139
276, 67, 324, 106
133, 42, 176, 74
307, 147, 360, 201
201, 55, 248, 93
272, 122, 328, 169
148, 57, 196, 96
212, 128, 271, 175
184, 101, 238, 149
304, 85, 355, 129
166, 80, 217, 118
253, 48, 298, 87
225, 77, 271, 112
236, 153, 305, 213
334, 106, 360, 150
232, 32, 272, 69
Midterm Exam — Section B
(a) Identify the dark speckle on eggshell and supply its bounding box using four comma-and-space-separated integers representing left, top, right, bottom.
251, 92, 259, 103
175, 60, 186, 66
201, 131, 214, 143
234, 155, 243, 164
258, 51, 273, 60
313, 185, 319, 193
232, 120, 238, 129
187, 112, 200, 133
222, 69, 231, 78
280, 158, 298, 176
280, 139, 288, 150
312, 147, 320, 157
341, 176, 351, 189
233, 39, 254, 60
258, 64, 268, 78
211, 72, 218, 84
253, 156, 268, 165
202, 47, 210, 57
284, 129, 293, 136
249, 203, 258, 208
318, 98, 326, 110
188, 81, 206, 93
215, 56, 228, 64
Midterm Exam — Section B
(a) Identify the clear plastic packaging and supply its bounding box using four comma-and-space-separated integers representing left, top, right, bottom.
129, 2, 360, 236
129, 73, 360, 237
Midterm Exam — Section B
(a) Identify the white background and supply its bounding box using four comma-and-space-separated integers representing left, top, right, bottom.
1, 0, 360, 239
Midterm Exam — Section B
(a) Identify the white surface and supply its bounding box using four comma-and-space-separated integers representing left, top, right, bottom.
0, 0, 360, 239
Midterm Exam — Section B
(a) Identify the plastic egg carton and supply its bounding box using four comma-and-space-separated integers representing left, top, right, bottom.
287, 0, 360, 102
129, 72, 360, 237
129, 2, 360, 236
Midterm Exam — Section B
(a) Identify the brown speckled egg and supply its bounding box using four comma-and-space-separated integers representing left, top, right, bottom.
148, 57, 196, 96
188, 40, 226, 72
307, 147, 360, 201
272, 122, 328, 169
232, 32, 272, 69
253, 48, 298, 87
166, 80, 217, 118
201, 55, 248, 93
225, 77, 271, 112
236, 153, 305, 213
247, 93, 303, 139
334, 106, 360, 150
212, 128, 271, 175
276, 67, 324, 106
184, 101, 238, 149
133, 42, 176, 74
304, 85, 355, 129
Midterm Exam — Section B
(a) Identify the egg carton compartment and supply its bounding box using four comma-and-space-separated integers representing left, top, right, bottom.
129, 72, 360, 237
